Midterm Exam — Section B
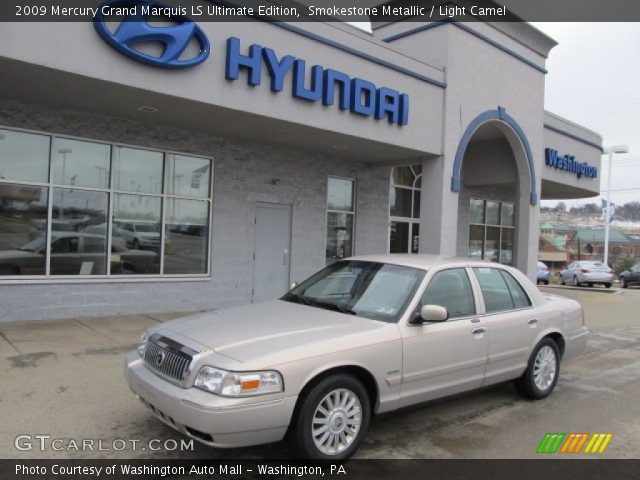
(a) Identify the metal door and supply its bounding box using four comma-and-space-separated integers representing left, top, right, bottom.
252, 203, 292, 302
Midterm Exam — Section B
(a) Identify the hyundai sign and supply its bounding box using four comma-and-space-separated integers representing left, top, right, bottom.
93, 0, 410, 125
545, 148, 598, 179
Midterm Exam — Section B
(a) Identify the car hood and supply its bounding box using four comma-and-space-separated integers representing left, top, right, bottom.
159, 300, 390, 363
0, 250, 37, 260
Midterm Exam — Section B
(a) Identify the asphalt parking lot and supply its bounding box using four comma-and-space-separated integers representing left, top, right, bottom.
1, 287, 639, 459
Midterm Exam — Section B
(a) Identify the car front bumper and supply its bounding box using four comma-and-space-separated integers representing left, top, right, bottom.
124, 351, 297, 448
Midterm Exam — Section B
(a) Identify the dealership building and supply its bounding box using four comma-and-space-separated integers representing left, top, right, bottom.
0, 2, 603, 321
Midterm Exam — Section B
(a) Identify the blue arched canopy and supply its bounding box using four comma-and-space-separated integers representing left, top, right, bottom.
451, 107, 538, 206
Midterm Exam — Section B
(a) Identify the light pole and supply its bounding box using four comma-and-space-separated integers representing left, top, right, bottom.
57, 148, 73, 220
602, 145, 629, 266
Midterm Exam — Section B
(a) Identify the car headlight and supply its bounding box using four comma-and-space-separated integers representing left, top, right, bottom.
137, 331, 148, 357
194, 366, 283, 397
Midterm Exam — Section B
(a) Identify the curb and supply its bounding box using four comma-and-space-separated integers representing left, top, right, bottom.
539, 285, 619, 294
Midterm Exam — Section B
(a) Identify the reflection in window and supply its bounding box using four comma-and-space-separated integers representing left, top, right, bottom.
51, 188, 108, 275
113, 147, 164, 194
166, 154, 211, 198
421, 268, 476, 318
326, 178, 355, 265
327, 177, 354, 211
0, 127, 213, 279
164, 199, 209, 274
468, 199, 515, 265
389, 165, 421, 254
0, 128, 50, 183
111, 194, 161, 274
0, 184, 48, 275
326, 212, 353, 264
53, 138, 111, 189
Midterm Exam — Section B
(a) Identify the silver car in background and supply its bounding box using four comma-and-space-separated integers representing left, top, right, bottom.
124, 255, 588, 459
560, 260, 614, 288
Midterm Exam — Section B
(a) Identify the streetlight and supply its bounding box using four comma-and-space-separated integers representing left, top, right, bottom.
602, 145, 629, 267
57, 148, 72, 220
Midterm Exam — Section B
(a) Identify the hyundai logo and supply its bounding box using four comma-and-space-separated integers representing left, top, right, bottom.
93, 0, 210, 69
156, 351, 166, 366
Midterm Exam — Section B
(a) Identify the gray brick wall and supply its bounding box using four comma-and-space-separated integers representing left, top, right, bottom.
0, 99, 390, 322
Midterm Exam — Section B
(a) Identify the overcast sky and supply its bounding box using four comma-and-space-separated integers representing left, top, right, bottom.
532, 23, 640, 208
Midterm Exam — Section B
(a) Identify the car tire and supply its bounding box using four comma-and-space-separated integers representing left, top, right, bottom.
560, 276, 565, 285
620, 277, 627, 289
544, 280, 549, 285
288, 374, 370, 460
573, 276, 580, 287
132, 239, 140, 250
604, 283, 612, 289
514, 338, 561, 400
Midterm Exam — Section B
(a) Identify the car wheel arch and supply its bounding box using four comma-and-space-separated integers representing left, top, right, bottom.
294, 364, 380, 416
532, 329, 566, 359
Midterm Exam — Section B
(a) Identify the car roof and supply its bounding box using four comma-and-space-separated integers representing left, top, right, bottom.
346, 253, 496, 270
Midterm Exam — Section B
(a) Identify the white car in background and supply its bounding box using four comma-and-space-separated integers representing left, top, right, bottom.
125, 255, 588, 459
560, 261, 614, 288
115, 220, 160, 250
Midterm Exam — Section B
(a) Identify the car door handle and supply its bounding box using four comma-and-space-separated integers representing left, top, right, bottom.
528, 318, 539, 325
471, 327, 487, 335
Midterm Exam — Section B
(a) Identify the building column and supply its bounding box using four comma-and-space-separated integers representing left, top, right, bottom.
418, 155, 459, 257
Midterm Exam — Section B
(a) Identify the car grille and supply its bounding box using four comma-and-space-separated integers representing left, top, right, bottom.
143, 334, 197, 386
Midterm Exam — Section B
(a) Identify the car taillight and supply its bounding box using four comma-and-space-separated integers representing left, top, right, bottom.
580, 269, 590, 273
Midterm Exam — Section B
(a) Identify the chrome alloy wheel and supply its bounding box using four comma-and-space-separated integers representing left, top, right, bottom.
533, 345, 557, 391
311, 388, 362, 455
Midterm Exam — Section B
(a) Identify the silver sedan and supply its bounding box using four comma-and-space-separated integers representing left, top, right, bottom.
124, 255, 588, 459
560, 260, 614, 288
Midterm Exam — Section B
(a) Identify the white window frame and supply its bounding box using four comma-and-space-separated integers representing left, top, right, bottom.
468, 198, 516, 266
0, 125, 214, 284
388, 165, 422, 254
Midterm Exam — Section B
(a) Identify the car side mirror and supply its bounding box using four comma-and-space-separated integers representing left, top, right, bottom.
411, 304, 449, 324
290, 282, 298, 290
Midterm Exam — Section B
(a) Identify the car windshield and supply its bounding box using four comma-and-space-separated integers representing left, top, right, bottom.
19, 237, 46, 252
282, 260, 425, 323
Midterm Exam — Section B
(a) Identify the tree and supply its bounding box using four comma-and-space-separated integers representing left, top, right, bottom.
553, 201, 567, 212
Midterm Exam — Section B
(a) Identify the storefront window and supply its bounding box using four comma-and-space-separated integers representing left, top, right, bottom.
111, 194, 162, 274
468, 198, 516, 265
0, 126, 213, 279
0, 128, 50, 183
114, 147, 164, 193
53, 138, 111, 189
326, 178, 355, 265
51, 188, 109, 275
389, 165, 421, 253
0, 184, 48, 275
164, 198, 210, 274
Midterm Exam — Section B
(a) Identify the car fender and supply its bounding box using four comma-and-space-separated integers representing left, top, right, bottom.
530, 327, 565, 359
296, 359, 386, 412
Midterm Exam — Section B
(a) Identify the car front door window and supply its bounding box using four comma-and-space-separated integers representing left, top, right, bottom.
420, 268, 476, 318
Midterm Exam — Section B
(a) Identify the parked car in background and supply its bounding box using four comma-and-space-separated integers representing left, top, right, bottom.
560, 261, 614, 288
536, 261, 550, 285
28, 219, 74, 240
82, 223, 127, 251
114, 220, 160, 250
0, 233, 158, 276
125, 255, 588, 459
619, 263, 640, 288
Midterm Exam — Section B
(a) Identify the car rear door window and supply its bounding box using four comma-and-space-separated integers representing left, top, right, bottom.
421, 268, 475, 318
473, 267, 514, 313
500, 270, 531, 309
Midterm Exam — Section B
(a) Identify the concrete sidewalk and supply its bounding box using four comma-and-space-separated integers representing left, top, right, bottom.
0, 312, 193, 358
